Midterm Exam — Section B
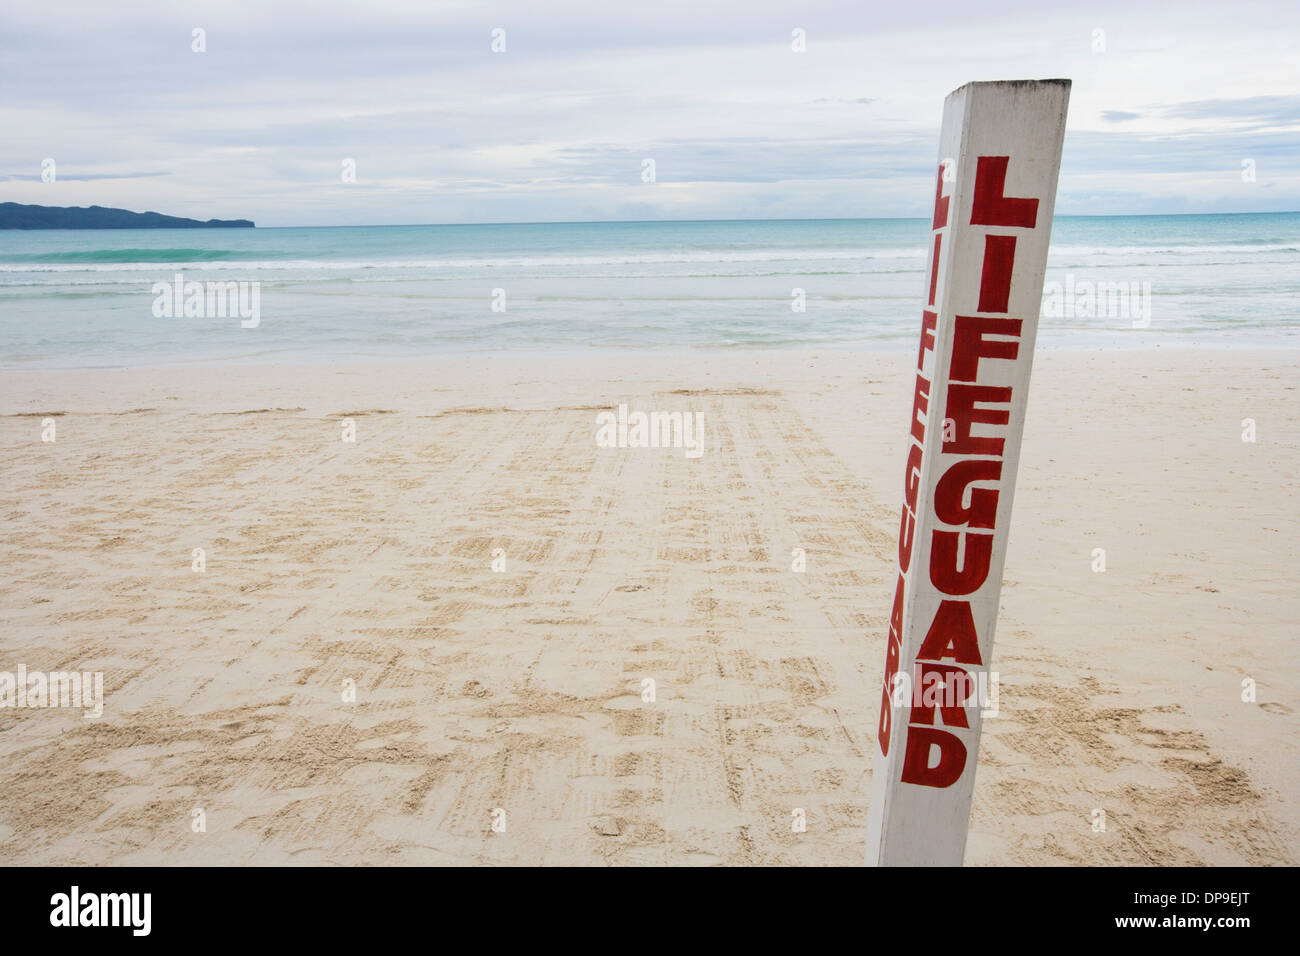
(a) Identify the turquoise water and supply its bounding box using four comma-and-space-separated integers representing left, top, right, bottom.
1, 214, 1297, 367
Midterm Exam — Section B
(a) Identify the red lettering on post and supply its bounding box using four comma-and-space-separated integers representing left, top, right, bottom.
970, 156, 1038, 228
917, 310, 938, 371
909, 374, 930, 444
934, 458, 1003, 529
879, 634, 901, 755
900, 725, 967, 788
884, 627, 901, 684
878, 574, 906, 755
950, 315, 1022, 383
943, 384, 1012, 456
909, 662, 975, 728
898, 505, 917, 573
977, 234, 1017, 313
889, 572, 904, 636
917, 599, 984, 665
929, 235, 942, 306
904, 443, 924, 512
932, 164, 950, 229
877, 683, 894, 755
930, 529, 993, 595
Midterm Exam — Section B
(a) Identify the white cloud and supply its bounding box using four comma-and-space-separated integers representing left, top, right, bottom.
2, 0, 1296, 224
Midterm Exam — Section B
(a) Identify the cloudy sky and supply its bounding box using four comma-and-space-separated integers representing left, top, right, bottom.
2, 0, 1297, 225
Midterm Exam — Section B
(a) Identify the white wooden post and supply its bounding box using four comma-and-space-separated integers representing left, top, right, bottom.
865, 79, 1071, 866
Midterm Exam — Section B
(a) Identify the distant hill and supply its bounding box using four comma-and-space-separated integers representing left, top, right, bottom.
0, 203, 254, 229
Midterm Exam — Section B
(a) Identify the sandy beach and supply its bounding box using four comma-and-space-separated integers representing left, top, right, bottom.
0, 347, 1296, 866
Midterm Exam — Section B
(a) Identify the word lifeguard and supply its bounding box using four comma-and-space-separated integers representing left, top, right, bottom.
878, 154, 1041, 788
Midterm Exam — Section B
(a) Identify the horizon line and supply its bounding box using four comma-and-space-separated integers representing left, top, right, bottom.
258, 210, 1300, 229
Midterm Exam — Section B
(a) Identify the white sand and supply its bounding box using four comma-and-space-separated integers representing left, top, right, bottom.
0, 347, 1295, 865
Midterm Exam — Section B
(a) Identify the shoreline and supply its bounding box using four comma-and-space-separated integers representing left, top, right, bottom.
4, 338, 1299, 381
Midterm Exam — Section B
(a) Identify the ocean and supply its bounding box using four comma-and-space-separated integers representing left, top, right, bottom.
1, 214, 1297, 367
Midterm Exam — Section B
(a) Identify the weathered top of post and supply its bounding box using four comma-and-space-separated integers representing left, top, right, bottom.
948, 78, 1072, 94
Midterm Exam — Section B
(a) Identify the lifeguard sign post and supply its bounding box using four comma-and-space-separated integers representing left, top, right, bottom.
865, 79, 1071, 866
